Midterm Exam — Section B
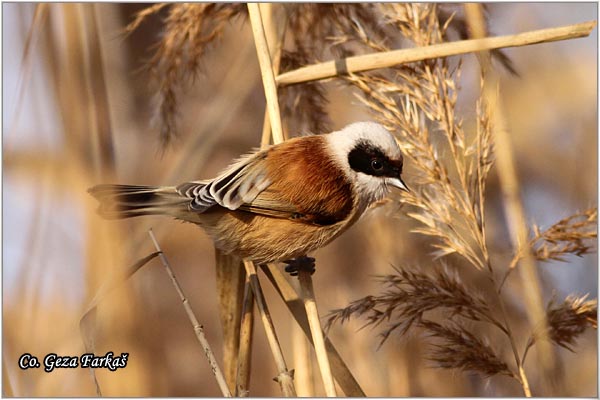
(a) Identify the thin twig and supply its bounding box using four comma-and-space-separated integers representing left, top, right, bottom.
276, 20, 596, 86
148, 229, 232, 397
298, 270, 337, 397
243, 260, 296, 397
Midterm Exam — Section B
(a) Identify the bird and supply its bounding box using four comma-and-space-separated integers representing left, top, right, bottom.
88, 122, 408, 271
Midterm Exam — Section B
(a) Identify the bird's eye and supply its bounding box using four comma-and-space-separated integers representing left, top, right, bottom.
371, 159, 383, 171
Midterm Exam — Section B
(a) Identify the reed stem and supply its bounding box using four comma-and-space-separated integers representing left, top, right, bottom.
298, 270, 337, 397
276, 20, 596, 86
235, 275, 255, 397
248, 3, 284, 144
243, 260, 296, 397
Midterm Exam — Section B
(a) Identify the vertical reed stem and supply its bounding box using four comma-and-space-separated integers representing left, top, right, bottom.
235, 275, 255, 396
247, 3, 284, 144
248, 3, 337, 396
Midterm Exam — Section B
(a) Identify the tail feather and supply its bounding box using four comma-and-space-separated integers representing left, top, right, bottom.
88, 184, 190, 219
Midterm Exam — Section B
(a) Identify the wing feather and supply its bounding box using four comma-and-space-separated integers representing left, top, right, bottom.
176, 136, 354, 226
176, 150, 297, 216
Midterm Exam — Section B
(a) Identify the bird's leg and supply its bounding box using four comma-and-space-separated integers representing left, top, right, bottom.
283, 255, 315, 276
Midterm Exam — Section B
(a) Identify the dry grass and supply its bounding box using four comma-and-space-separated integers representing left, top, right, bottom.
4, 3, 597, 397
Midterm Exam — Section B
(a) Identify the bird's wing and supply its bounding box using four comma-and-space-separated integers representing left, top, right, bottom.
176, 150, 298, 218
177, 150, 269, 212
237, 187, 301, 219
177, 136, 354, 225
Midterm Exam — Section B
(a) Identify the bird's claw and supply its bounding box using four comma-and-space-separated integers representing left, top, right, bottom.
283, 256, 316, 276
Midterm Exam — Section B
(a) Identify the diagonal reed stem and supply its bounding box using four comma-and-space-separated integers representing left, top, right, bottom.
276, 20, 596, 86
148, 230, 232, 397
298, 270, 337, 396
260, 264, 365, 397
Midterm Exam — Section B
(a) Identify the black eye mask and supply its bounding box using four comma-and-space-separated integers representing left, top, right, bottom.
348, 141, 403, 178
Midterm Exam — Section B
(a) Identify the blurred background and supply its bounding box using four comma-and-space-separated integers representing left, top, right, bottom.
3, 3, 597, 397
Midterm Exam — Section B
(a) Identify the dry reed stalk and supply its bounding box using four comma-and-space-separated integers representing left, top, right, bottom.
260, 264, 365, 397
79, 251, 161, 396
463, 4, 553, 394
249, 4, 337, 395
259, 3, 289, 147
257, 5, 316, 395
214, 250, 246, 393
80, 4, 116, 179
51, 4, 149, 395
298, 271, 337, 396
242, 260, 296, 396
276, 20, 596, 86
148, 230, 232, 397
248, 3, 284, 144
292, 322, 315, 397
126, 3, 247, 145
235, 275, 255, 397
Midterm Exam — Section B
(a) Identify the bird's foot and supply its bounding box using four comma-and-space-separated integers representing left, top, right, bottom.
283, 256, 316, 277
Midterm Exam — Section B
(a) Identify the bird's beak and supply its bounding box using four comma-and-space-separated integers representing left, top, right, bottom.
387, 177, 410, 192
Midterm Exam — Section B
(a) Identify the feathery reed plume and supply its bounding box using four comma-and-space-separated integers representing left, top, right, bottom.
547, 295, 598, 346
529, 208, 597, 263
520, 294, 597, 366
126, 4, 246, 145
279, 4, 384, 134
279, 50, 331, 135
326, 266, 501, 341
325, 4, 596, 395
346, 4, 493, 271
326, 265, 516, 379
540, 295, 597, 351
123, 3, 169, 35
420, 320, 513, 378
